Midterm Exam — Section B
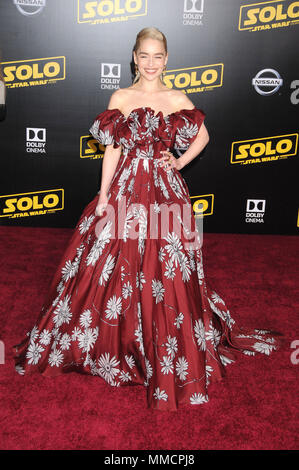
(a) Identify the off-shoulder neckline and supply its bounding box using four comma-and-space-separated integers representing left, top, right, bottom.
108, 106, 196, 121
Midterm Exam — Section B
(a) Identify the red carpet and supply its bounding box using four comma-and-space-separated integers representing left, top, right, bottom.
0, 226, 298, 450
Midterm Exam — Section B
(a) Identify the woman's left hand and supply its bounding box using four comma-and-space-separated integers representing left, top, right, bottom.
159, 149, 182, 171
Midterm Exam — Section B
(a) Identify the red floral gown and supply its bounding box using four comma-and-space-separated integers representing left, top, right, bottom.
13, 106, 282, 410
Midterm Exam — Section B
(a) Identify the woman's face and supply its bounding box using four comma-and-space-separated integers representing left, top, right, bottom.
134, 38, 167, 81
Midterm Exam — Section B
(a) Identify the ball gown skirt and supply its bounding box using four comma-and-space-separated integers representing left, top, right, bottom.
12, 106, 282, 410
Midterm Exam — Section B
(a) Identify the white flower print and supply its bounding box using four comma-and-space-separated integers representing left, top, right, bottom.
255, 329, 271, 334
57, 280, 64, 294
158, 247, 166, 263
152, 279, 165, 304
53, 294, 72, 327
15, 365, 25, 375
71, 327, 81, 341
116, 167, 132, 201
252, 342, 276, 355
86, 221, 113, 267
153, 387, 168, 401
26, 342, 44, 365
28, 325, 39, 343
48, 348, 64, 367
243, 350, 256, 356
164, 259, 176, 280
220, 354, 235, 366
159, 175, 169, 199
136, 271, 146, 290
105, 295, 122, 321
135, 147, 154, 173
122, 210, 134, 242
168, 171, 184, 198
120, 265, 125, 281
175, 118, 199, 149
174, 312, 184, 329
153, 201, 161, 213
98, 253, 116, 286
89, 119, 114, 145
60, 333, 71, 351
206, 322, 221, 350
160, 356, 174, 375
143, 111, 160, 135
63, 244, 84, 280
98, 352, 120, 384
51, 330, 62, 350
196, 260, 204, 285
78, 327, 99, 353
153, 165, 159, 188
165, 335, 178, 359
145, 357, 153, 382
39, 329, 51, 346
122, 281, 133, 299
205, 365, 214, 385
211, 291, 225, 305
119, 371, 132, 382
208, 297, 235, 329
78, 215, 95, 234
80, 309, 92, 329
190, 393, 209, 405
125, 354, 135, 369
194, 319, 206, 351
52, 291, 62, 308
127, 178, 135, 194
176, 357, 188, 381
164, 232, 183, 268
178, 252, 191, 282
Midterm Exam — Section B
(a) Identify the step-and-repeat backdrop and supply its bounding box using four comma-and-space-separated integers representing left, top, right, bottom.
0, 0, 298, 234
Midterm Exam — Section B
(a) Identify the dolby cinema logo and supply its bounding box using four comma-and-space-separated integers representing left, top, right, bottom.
252, 68, 283, 96
101, 63, 121, 90
26, 127, 46, 154
245, 199, 266, 224
183, 0, 205, 26
13, 0, 46, 16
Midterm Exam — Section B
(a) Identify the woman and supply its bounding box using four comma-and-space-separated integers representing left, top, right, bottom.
13, 27, 282, 410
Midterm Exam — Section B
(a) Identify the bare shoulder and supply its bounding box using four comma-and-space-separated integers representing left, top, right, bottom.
171, 89, 195, 111
107, 88, 128, 110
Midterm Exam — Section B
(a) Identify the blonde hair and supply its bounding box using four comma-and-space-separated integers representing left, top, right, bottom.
132, 27, 167, 84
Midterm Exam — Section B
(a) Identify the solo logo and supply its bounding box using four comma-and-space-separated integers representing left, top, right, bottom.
239, 0, 299, 32
0, 189, 64, 218
231, 133, 298, 165
190, 194, 214, 217
163, 63, 223, 93
77, 0, 147, 24
80, 135, 104, 159
2, 56, 66, 88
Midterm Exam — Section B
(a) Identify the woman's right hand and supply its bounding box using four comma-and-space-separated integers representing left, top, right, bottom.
95, 193, 109, 217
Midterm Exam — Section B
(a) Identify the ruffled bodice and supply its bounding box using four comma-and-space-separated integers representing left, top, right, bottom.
89, 106, 206, 158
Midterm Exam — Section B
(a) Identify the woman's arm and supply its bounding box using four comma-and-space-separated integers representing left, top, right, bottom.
177, 123, 209, 170
173, 91, 210, 170
98, 90, 124, 196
